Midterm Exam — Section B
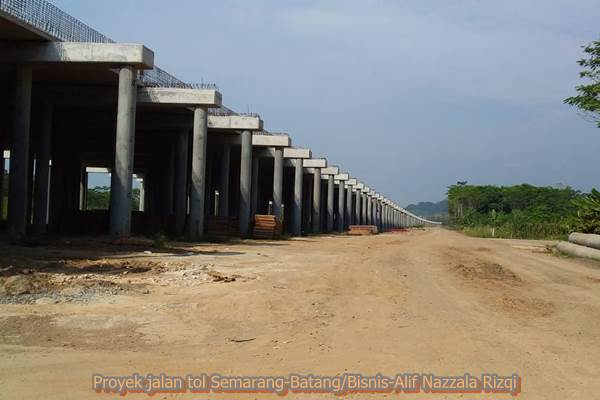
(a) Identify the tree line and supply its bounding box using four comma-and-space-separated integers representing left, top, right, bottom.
448, 184, 599, 239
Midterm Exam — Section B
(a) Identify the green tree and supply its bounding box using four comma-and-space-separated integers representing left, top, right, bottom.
447, 184, 580, 239
573, 189, 600, 234
565, 39, 600, 127
86, 186, 111, 210
85, 186, 140, 210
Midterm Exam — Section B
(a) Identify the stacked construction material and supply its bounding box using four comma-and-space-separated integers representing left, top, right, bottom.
348, 225, 379, 235
557, 232, 600, 261
207, 216, 240, 237
253, 215, 283, 239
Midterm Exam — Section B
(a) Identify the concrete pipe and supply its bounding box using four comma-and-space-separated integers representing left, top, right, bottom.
557, 241, 600, 262
569, 232, 600, 250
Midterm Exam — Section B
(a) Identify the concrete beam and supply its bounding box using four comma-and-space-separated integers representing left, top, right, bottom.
252, 133, 290, 147
346, 178, 357, 186
0, 42, 154, 69
355, 183, 364, 190
87, 167, 110, 173
303, 158, 327, 168
264, 150, 315, 166
137, 87, 222, 107
335, 173, 349, 181
207, 115, 263, 131
283, 147, 311, 159
321, 166, 339, 175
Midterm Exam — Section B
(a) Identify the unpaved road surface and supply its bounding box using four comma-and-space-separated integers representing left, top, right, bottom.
1, 229, 600, 399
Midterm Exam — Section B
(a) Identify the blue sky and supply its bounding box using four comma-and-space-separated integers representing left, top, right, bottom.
53, 0, 600, 205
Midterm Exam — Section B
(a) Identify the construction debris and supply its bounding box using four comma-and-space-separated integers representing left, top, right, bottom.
253, 215, 283, 239
557, 233, 600, 262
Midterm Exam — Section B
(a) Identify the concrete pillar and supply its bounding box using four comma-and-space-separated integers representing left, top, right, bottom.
361, 193, 367, 225
139, 177, 145, 212
312, 169, 321, 234
355, 191, 361, 225
372, 199, 376, 227
239, 130, 252, 238
387, 207, 390, 229
337, 181, 345, 232
375, 200, 380, 231
219, 144, 230, 216
366, 196, 370, 225
174, 128, 188, 235
292, 159, 303, 236
0, 154, 4, 221
304, 172, 312, 232
273, 147, 283, 219
188, 106, 208, 239
345, 185, 352, 227
250, 155, 259, 219
326, 174, 334, 232
366, 195, 372, 225
33, 102, 52, 234
7, 66, 32, 237
79, 168, 87, 210
109, 66, 137, 237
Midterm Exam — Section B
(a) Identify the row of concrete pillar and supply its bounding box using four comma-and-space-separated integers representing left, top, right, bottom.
2, 48, 440, 240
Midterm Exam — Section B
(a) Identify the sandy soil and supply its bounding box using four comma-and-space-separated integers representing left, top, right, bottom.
1, 229, 600, 399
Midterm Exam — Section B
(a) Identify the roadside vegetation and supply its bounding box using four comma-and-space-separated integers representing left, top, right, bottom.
447, 183, 582, 240
86, 186, 140, 211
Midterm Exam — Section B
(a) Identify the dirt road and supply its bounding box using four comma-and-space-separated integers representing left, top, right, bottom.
1, 229, 600, 399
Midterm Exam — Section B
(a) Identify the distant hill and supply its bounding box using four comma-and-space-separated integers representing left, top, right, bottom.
405, 199, 448, 222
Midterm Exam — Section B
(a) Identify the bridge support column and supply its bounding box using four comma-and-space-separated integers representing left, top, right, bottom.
355, 191, 361, 225
109, 66, 137, 238
292, 159, 303, 236
327, 174, 334, 232
362, 194, 367, 224
239, 130, 252, 238
7, 66, 32, 238
273, 147, 283, 219
345, 185, 352, 228
188, 106, 208, 240
367, 195, 372, 225
312, 169, 321, 234
337, 181, 345, 232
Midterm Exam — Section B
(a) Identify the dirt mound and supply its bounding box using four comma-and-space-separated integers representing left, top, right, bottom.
453, 261, 522, 284
0, 272, 147, 304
